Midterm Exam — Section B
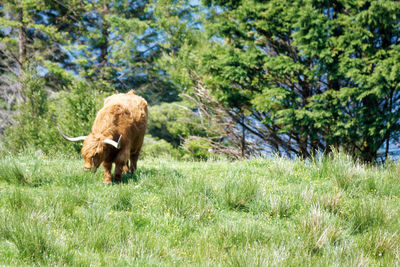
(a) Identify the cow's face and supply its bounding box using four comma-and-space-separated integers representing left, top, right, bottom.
81, 134, 106, 172
83, 154, 102, 172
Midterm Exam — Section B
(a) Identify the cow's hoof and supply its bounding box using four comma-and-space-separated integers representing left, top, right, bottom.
104, 178, 112, 184
113, 178, 122, 184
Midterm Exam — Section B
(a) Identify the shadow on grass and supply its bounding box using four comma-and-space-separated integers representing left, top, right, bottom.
115, 168, 159, 184
118, 173, 138, 184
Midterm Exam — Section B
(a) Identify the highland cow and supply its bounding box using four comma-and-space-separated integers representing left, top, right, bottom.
58, 90, 147, 183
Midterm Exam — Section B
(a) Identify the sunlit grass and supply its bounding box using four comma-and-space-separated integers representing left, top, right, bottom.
0, 151, 399, 265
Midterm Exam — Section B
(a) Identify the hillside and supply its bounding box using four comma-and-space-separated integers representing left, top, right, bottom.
0, 152, 399, 265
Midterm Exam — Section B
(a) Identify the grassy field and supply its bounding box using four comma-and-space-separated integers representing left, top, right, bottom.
0, 152, 400, 266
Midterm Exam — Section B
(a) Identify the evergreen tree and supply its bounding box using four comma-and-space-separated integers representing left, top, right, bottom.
169, 0, 400, 162
64, 0, 181, 102
0, 0, 181, 102
0, 0, 68, 94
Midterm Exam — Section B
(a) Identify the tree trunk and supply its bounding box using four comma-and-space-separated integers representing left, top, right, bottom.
18, 9, 27, 101
241, 114, 245, 158
99, 3, 110, 70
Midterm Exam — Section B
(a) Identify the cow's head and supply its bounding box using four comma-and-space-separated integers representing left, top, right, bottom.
57, 127, 121, 172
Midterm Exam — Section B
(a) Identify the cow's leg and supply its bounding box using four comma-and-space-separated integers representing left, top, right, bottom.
103, 162, 112, 184
114, 163, 124, 182
129, 133, 145, 173
129, 153, 139, 173
114, 148, 130, 182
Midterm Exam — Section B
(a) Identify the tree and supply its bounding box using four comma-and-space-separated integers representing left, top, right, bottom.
165, 0, 400, 162
0, 0, 68, 95
154, 0, 253, 158
0, 0, 182, 101
0, 0, 189, 153
67, 0, 181, 103
0, 0, 72, 134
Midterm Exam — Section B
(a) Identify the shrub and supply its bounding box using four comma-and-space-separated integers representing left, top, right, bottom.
4, 73, 107, 156
53, 80, 106, 154
141, 135, 180, 158
181, 137, 212, 160
147, 101, 230, 160
148, 101, 219, 147
3, 68, 50, 153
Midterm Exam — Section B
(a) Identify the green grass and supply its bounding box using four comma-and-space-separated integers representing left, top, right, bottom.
0, 151, 400, 266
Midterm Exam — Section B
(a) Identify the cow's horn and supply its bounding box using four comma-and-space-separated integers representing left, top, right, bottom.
57, 126, 87, 142
104, 135, 122, 149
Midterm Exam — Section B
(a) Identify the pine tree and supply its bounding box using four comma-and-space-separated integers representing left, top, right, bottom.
166, 0, 400, 162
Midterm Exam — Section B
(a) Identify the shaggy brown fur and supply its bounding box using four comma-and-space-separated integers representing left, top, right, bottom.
81, 90, 147, 183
